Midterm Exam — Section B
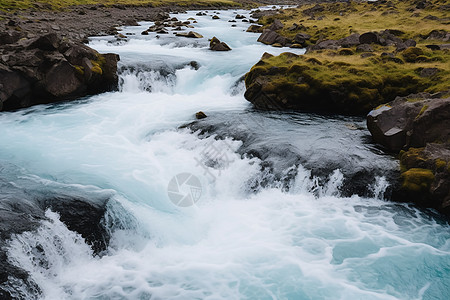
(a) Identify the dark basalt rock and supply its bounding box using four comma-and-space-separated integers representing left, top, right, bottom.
0, 34, 120, 111
367, 93, 450, 152
209, 36, 231, 51
359, 32, 379, 44
257, 29, 289, 46
367, 93, 450, 214
0, 169, 112, 299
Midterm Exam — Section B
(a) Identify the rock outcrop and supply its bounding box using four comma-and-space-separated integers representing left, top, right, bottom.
0, 33, 119, 111
367, 92, 450, 213
367, 92, 450, 152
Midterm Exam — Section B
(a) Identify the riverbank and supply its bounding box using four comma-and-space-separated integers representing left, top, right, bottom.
244, 0, 450, 213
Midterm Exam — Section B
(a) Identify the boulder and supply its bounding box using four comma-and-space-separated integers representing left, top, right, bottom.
0, 31, 23, 46
209, 37, 231, 51
247, 25, 263, 33
359, 32, 379, 44
268, 19, 284, 31
294, 32, 311, 45
338, 33, 360, 47
176, 31, 203, 38
0, 34, 120, 112
27, 33, 60, 51
367, 94, 450, 152
196, 111, 207, 119
257, 29, 289, 46
307, 39, 339, 51
356, 44, 373, 52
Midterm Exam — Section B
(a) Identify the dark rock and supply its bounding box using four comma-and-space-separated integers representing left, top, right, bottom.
303, 4, 324, 16
425, 44, 440, 50
268, 19, 284, 31
212, 15, 220, 20
0, 31, 23, 46
356, 44, 373, 52
153, 12, 170, 22
196, 111, 207, 119
308, 39, 339, 51
257, 29, 288, 46
426, 30, 450, 41
359, 32, 379, 44
27, 33, 60, 51
122, 18, 139, 26
419, 67, 439, 77
175, 31, 203, 38
367, 94, 450, 152
294, 32, 311, 45
0, 34, 120, 111
235, 14, 245, 19
209, 36, 231, 51
0, 171, 113, 298
246, 25, 263, 33
338, 33, 360, 47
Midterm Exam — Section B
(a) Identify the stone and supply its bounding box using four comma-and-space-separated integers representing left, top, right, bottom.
257, 29, 288, 46
294, 32, 311, 45
196, 111, 207, 119
419, 67, 439, 77
246, 25, 263, 33
338, 33, 360, 47
176, 31, 203, 38
209, 37, 231, 51
268, 19, 284, 31
367, 94, 450, 152
359, 32, 379, 44
356, 44, 373, 52
27, 33, 60, 51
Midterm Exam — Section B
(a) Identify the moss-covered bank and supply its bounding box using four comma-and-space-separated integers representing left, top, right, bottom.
245, 0, 450, 115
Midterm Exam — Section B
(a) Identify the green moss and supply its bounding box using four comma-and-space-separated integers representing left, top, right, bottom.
74, 65, 84, 75
401, 168, 435, 192
402, 47, 425, 63
416, 104, 429, 119
436, 159, 447, 170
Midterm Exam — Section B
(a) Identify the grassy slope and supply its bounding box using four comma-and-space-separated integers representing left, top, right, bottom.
245, 0, 450, 114
0, 0, 243, 11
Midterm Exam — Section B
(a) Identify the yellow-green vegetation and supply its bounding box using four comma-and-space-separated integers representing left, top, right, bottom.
245, 48, 449, 114
245, 0, 450, 114
259, 0, 450, 44
0, 0, 241, 11
401, 168, 435, 192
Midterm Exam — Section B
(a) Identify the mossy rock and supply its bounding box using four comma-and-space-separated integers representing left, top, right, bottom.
338, 48, 354, 55
401, 47, 424, 62
401, 168, 435, 192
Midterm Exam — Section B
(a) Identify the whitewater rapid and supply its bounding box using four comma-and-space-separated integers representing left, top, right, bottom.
0, 7, 449, 300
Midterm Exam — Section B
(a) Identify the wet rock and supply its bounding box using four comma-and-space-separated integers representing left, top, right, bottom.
196, 111, 207, 119
0, 172, 112, 299
246, 25, 263, 33
209, 36, 231, 51
176, 31, 203, 38
212, 15, 220, 20
235, 14, 245, 19
0, 34, 120, 111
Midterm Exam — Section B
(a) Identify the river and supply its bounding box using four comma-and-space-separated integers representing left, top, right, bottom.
0, 7, 449, 300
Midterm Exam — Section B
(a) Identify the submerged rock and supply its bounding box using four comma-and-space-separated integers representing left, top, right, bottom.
196, 111, 207, 119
